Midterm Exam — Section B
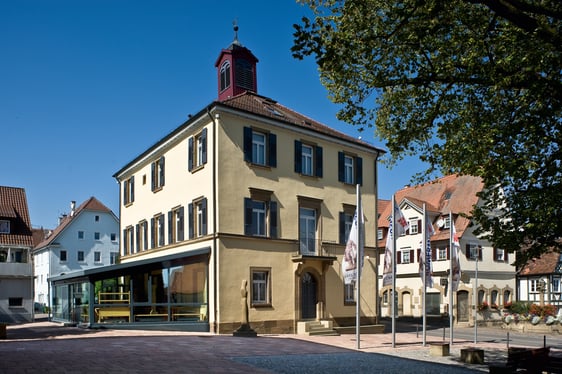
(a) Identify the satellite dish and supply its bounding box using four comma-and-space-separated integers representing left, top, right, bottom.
436, 219, 445, 228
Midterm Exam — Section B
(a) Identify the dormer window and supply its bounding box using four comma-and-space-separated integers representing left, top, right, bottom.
0, 220, 10, 234
220, 60, 231, 92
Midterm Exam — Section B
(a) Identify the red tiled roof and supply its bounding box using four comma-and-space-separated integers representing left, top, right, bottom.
519, 251, 560, 276
377, 174, 484, 246
219, 92, 383, 152
34, 196, 114, 249
0, 186, 33, 247
114, 91, 385, 179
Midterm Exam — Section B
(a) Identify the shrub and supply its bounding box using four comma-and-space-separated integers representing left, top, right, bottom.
477, 301, 489, 311
529, 303, 557, 317
510, 301, 532, 315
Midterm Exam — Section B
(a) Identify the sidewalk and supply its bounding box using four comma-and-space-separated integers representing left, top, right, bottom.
0, 321, 508, 373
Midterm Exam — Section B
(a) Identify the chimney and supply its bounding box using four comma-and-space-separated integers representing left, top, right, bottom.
70, 201, 76, 217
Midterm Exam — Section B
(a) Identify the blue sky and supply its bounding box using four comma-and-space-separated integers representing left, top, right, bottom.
1, 1, 425, 229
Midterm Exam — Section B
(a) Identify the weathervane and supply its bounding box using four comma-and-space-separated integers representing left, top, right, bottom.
233, 19, 240, 45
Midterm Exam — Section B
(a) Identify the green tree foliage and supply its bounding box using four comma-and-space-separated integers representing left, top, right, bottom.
292, 0, 561, 266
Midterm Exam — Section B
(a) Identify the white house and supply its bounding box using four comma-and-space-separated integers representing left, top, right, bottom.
377, 174, 516, 325
33, 197, 119, 314
0, 186, 34, 323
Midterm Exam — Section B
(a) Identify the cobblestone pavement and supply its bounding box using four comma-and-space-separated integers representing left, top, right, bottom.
0, 321, 523, 373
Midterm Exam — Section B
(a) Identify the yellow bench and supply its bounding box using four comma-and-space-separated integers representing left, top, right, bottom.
95, 307, 131, 322
96, 292, 131, 322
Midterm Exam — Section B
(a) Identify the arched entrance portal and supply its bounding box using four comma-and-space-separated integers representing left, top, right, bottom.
301, 272, 317, 319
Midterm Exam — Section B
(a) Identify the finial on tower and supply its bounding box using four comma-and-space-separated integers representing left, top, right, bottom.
233, 19, 241, 45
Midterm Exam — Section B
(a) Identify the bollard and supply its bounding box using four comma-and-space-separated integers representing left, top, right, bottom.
507, 332, 510, 349
443, 327, 446, 341
544, 335, 547, 348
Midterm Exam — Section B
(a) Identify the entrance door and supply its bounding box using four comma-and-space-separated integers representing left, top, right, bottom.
402, 292, 412, 316
457, 290, 470, 322
301, 272, 317, 319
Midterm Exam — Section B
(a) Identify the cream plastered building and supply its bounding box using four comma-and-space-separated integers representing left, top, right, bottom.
377, 175, 516, 326
108, 34, 384, 334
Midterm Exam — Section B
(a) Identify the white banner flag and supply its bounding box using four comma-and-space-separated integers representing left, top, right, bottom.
451, 219, 461, 291
342, 209, 363, 285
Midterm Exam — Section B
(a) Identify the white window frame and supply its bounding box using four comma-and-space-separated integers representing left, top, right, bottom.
438, 247, 447, 260
409, 218, 419, 234
252, 200, 267, 237
301, 144, 313, 176
299, 207, 317, 255
401, 250, 411, 264
252, 131, 266, 165
124, 177, 134, 205
344, 281, 356, 303
251, 268, 271, 306
344, 155, 354, 184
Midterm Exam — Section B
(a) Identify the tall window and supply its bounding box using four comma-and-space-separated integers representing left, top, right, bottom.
530, 279, 538, 293
251, 268, 271, 306
151, 156, 165, 192
478, 290, 486, 304
110, 252, 119, 265
243, 127, 276, 167
339, 210, 354, 244
123, 226, 134, 255
168, 206, 185, 243
553, 278, 561, 293
503, 290, 512, 304
344, 281, 355, 303
151, 215, 165, 248
94, 251, 101, 263
60, 250, 67, 262
220, 60, 231, 91
244, 190, 277, 238
188, 198, 207, 239
253, 131, 266, 165
124, 176, 135, 205
444, 215, 451, 229
188, 129, 207, 171
77, 251, 84, 262
94, 232, 100, 240
299, 207, 317, 255
491, 290, 499, 306
137, 220, 148, 251
438, 247, 447, 260
247, 200, 266, 236
294, 140, 323, 177
78, 231, 85, 240
338, 152, 363, 185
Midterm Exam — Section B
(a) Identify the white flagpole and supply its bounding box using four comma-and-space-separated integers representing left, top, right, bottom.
391, 195, 396, 348
449, 211, 454, 346
356, 184, 361, 349
422, 204, 427, 346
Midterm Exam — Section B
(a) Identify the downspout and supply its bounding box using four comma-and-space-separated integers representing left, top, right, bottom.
374, 150, 381, 324
207, 106, 219, 333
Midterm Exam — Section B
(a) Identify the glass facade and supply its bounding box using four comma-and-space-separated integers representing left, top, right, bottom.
51, 256, 208, 328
